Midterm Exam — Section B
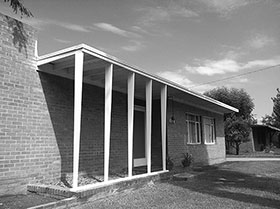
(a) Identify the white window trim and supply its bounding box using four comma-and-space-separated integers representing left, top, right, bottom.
203, 116, 216, 145
186, 113, 201, 145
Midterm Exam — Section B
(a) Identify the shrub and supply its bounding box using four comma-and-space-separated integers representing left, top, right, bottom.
181, 153, 193, 167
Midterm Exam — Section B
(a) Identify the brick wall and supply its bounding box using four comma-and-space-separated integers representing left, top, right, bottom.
0, 13, 49, 194
167, 101, 226, 166
39, 72, 129, 176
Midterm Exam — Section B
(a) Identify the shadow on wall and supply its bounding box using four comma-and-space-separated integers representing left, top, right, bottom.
5, 16, 28, 57
40, 72, 116, 185
39, 72, 75, 182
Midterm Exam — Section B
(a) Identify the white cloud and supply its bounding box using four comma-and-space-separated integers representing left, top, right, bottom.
199, 0, 250, 16
58, 22, 90, 32
21, 17, 91, 32
136, 4, 198, 26
244, 58, 280, 69
157, 70, 193, 87
122, 40, 145, 52
94, 23, 140, 38
157, 70, 216, 93
170, 4, 199, 18
131, 26, 151, 35
156, 56, 280, 94
236, 78, 249, 83
228, 77, 249, 84
190, 84, 217, 94
54, 38, 71, 44
247, 34, 274, 49
184, 57, 280, 76
185, 59, 241, 75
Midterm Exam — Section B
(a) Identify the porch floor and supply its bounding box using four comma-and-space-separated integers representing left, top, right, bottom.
47, 166, 163, 189
27, 170, 169, 200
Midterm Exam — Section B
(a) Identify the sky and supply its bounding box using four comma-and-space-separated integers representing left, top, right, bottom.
1, 0, 280, 122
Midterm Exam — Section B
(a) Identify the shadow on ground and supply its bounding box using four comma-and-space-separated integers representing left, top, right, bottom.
167, 163, 280, 209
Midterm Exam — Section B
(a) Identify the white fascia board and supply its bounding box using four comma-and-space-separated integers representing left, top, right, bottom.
37, 45, 83, 66
37, 43, 239, 113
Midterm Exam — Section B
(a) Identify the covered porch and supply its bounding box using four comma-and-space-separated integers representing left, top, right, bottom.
251, 125, 280, 151
37, 44, 169, 192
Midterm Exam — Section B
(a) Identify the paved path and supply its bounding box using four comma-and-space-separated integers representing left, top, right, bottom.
226, 157, 280, 161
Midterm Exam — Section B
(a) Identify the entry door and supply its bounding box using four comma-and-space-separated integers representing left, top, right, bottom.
133, 106, 146, 167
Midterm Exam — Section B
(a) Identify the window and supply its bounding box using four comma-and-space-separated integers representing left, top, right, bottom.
203, 117, 216, 144
186, 113, 201, 144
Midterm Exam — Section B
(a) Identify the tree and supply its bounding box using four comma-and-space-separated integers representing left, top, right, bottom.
261, 114, 275, 126
263, 88, 280, 128
205, 87, 254, 119
204, 87, 255, 155
272, 88, 280, 128
3, 0, 33, 17
225, 116, 251, 155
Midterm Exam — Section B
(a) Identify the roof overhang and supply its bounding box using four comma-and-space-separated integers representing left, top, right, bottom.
251, 124, 280, 132
37, 43, 238, 114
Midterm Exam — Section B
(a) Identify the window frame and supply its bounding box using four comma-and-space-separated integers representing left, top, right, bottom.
185, 113, 202, 145
203, 116, 216, 145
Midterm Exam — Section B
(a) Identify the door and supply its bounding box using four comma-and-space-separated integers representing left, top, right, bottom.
133, 106, 146, 167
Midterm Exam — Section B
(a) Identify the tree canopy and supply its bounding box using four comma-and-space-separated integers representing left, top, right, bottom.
3, 0, 33, 17
262, 88, 280, 128
204, 87, 254, 119
204, 87, 255, 155
272, 88, 280, 128
261, 114, 275, 126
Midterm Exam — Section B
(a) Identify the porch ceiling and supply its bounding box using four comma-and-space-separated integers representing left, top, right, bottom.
38, 53, 163, 99
37, 44, 238, 114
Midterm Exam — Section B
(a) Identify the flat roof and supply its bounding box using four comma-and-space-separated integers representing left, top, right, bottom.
37, 43, 238, 114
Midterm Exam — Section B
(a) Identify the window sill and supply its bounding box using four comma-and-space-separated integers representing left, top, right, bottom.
204, 142, 216, 145
186, 143, 201, 145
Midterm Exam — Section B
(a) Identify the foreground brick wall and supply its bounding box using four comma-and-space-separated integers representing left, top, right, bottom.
0, 13, 56, 194
167, 101, 226, 166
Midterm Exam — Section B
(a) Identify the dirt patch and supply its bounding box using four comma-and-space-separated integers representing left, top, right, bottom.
47, 168, 151, 188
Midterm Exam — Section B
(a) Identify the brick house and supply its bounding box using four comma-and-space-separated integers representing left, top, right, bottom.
0, 13, 238, 195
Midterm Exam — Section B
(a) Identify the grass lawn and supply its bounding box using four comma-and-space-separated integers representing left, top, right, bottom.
75, 161, 280, 209
0, 193, 58, 209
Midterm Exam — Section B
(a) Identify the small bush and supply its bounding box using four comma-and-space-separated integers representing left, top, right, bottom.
181, 153, 193, 167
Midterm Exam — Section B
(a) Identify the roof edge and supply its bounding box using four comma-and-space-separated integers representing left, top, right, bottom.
37, 43, 239, 113
252, 124, 280, 132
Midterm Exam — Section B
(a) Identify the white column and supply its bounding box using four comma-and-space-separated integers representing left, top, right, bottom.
146, 80, 152, 173
127, 73, 135, 177
161, 85, 167, 171
73, 50, 84, 189
104, 64, 113, 182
